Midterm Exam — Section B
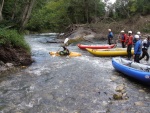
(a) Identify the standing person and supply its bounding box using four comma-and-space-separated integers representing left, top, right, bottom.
133, 31, 141, 45
139, 35, 150, 61
133, 35, 142, 63
126, 31, 133, 60
107, 29, 113, 45
137, 31, 141, 39
119, 30, 127, 48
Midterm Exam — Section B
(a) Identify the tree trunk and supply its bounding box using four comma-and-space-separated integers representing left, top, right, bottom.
19, 0, 36, 31
94, 0, 97, 18
0, 0, 4, 21
84, 0, 89, 23
11, 0, 18, 20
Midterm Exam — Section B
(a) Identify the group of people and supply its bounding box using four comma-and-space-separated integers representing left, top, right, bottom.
107, 29, 150, 63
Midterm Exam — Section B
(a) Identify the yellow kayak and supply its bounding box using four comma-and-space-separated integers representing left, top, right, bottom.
49, 51, 81, 57
86, 48, 134, 57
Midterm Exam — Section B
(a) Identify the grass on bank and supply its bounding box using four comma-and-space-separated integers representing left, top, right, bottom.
0, 29, 30, 52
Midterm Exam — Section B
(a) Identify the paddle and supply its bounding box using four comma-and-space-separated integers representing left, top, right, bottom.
56, 46, 61, 53
64, 38, 69, 46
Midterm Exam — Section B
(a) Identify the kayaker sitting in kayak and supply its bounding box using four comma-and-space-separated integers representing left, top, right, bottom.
58, 45, 70, 56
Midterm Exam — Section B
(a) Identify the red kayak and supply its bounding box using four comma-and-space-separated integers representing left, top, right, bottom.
77, 44, 116, 49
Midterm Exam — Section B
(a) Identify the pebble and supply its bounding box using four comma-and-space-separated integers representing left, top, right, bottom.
134, 101, 144, 106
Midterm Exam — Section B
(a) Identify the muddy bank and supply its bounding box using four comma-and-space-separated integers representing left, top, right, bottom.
0, 46, 33, 75
0, 46, 33, 66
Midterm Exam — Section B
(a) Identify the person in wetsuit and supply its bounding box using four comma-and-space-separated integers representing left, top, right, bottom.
59, 46, 70, 56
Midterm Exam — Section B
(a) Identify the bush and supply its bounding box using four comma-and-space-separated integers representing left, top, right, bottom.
0, 29, 30, 52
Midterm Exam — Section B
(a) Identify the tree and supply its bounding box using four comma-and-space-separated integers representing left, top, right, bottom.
0, 0, 4, 21
19, 0, 36, 31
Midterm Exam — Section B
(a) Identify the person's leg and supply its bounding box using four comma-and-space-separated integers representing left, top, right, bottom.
139, 49, 145, 60
108, 38, 111, 45
122, 42, 124, 48
122, 42, 125, 48
134, 54, 137, 62
108, 38, 109, 45
127, 45, 131, 59
145, 50, 149, 61
134, 54, 140, 63
128, 45, 132, 59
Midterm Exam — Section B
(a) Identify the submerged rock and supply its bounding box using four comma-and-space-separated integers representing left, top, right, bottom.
134, 101, 144, 106
115, 84, 125, 92
113, 93, 123, 100
0, 61, 5, 66
0, 46, 33, 66
5, 63, 13, 67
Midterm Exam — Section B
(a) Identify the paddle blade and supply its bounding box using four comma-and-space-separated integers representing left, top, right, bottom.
64, 38, 69, 44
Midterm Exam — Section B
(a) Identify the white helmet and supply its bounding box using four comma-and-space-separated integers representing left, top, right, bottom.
121, 30, 124, 33
108, 29, 111, 31
143, 39, 147, 43
128, 31, 132, 34
137, 31, 141, 35
134, 35, 139, 39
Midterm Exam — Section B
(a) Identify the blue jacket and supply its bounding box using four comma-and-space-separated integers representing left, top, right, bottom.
134, 40, 142, 55
108, 32, 113, 39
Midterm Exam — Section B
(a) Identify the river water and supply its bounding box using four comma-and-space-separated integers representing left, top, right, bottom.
0, 35, 150, 113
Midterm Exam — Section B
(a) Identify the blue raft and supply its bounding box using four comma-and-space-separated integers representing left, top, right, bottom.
112, 57, 150, 85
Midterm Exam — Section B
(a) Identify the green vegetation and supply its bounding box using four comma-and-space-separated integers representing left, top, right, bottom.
109, 0, 150, 19
1, 0, 150, 33
0, 0, 150, 37
27, 0, 105, 32
0, 29, 30, 52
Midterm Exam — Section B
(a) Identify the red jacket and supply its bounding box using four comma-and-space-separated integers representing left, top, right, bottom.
120, 34, 127, 42
126, 35, 133, 45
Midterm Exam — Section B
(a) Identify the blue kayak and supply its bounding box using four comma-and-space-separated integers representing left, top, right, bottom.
112, 57, 150, 85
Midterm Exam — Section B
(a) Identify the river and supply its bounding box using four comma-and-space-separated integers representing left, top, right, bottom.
0, 35, 149, 113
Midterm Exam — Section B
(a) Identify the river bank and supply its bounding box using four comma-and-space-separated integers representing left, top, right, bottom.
0, 46, 34, 75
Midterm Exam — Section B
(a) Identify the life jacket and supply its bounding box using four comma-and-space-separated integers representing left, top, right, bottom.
126, 35, 133, 45
63, 49, 70, 55
121, 34, 127, 42
108, 32, 113, 38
